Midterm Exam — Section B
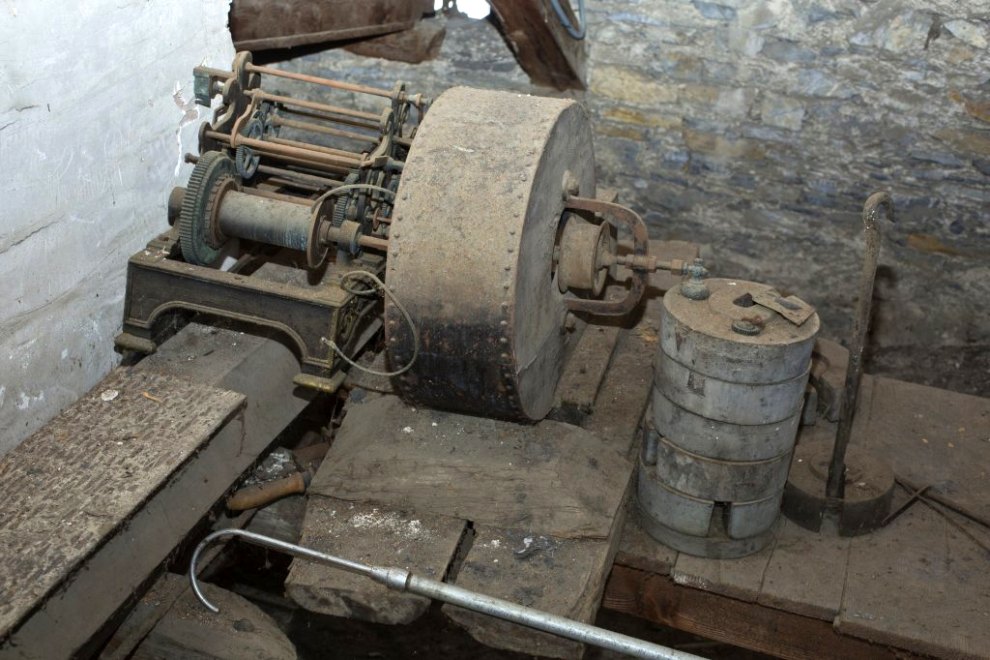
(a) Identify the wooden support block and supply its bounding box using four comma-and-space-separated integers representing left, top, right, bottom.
309, 396, 632, 539
443, 521, 626, 659
345, 20, 446, 63
130, 575, 296, 660
488, 0, 586, 90
0, 324, 311, 658
286, 497, 466, 624
0, 367, 244, 650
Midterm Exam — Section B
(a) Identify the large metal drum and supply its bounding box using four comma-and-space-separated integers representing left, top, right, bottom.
385, 86, 596, 421
638, 277, 819, 558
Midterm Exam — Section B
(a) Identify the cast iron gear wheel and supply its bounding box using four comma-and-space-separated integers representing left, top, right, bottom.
178, 150, 238, 266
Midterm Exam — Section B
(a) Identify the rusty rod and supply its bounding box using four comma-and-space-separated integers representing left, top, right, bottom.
358, 235, 389, 252
250, 90, 380, 122
247, 64, 393, 100
206, 130, 361, 170
826, 192, 894, 500
278, 105, 381, 132
266, 135, 365, 160
271, 115, 380, 144
255, 164, 344, 189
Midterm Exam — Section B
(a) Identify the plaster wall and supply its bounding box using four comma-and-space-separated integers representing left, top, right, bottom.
0, 1, 234, 452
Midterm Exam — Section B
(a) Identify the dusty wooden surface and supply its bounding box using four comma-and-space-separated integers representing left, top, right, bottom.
310, 395, 632, 539
2, 324, 312, 659
286, 498, 466, 624
0, 368, 244, 641
440, 309, 655, 657
345, 19, 446, 63
612, 374, 990, 659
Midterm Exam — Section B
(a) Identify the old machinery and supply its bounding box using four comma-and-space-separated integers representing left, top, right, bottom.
117, 52, 681, 414
639, 274, 819, 558
116, 52, 426, 392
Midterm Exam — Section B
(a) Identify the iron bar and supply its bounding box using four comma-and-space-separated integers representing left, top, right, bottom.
272, 115, 380, 144
251, 89, 381, 122
247, 63, 394, 100
189, 529, 705, 660
825, 192, 894, 500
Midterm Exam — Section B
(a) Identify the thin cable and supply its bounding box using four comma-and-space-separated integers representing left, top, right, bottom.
310, 183, 396, 212
321, 270, 418, 377
550, 0, 586, 39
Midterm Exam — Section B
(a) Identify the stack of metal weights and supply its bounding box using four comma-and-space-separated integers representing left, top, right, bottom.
638, 275, 819, 558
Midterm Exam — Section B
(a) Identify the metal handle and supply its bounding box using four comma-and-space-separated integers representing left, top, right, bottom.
189, 529, 705, 660
825, 192, 894, 500
562, 195, 651, 317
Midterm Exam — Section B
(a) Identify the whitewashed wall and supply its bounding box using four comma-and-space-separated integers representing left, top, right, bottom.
0, 1, 235, 452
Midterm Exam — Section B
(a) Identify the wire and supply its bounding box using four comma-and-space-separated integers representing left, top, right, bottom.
550, 0, 586, 40
309, 183, 396, 213
321, 270, 419, 377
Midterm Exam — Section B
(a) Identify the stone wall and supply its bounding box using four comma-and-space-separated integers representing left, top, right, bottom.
278, 0, 989, 394
0, 1, 234, 452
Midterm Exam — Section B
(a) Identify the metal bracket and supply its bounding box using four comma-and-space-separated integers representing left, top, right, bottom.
562, 195, 650, 317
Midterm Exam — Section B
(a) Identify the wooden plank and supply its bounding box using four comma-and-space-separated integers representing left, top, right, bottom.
231, 0, 425, 51
837, 500, 990, 659
583, 331, 654, 460
488, 0, 586, 90
443, 519, 626, 660
551, 325, 621, 425
286, 497, 466, 624
1, 324, 312, 659
614, 502, 679, 576
131, 575, 296, 660
309, 395, 632, 539
0, 367, 244, 640
755, 517, 851, 621
603, 566, 905, 660
856, 376, 990, 520
670, 527, 777, 603
345, 19, 446, 63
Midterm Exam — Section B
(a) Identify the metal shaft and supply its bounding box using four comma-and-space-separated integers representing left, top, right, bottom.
825, 192, 894, 500
189, 529, 705, 660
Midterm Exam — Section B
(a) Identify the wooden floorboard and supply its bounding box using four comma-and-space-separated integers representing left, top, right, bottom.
603, 566, 910, 660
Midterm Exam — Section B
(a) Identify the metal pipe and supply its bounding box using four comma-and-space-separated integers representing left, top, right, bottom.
825, 192, 894, 500
189, 529, 705, 660
206, 130, 359, 173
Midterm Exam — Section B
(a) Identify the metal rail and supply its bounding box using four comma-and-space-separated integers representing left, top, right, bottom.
189, 529, 706, 660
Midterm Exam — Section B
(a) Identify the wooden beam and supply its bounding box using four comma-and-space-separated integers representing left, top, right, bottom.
602, 566, 915, 660
345, 21, 447, 64
488, 0, 586, 90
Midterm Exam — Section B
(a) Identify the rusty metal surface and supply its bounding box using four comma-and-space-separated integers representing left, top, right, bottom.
385, 86, 596, 421
116, 233, 384, 391
230, 0, 426, 51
